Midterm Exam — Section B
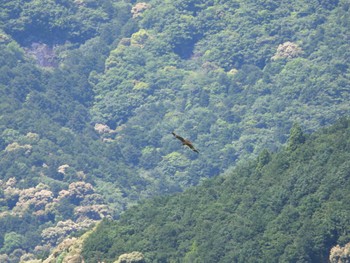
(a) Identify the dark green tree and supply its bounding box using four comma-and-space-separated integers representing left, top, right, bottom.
287, 123, 306, 151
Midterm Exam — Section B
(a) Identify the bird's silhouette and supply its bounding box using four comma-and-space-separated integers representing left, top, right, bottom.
172, 132, 199, 153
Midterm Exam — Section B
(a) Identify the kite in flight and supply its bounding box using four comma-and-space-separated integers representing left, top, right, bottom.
172, 132, 199, 153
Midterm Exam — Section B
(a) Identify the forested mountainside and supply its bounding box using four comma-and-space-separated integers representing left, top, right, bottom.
82, 118, 350, 263
0, 0, 350, 261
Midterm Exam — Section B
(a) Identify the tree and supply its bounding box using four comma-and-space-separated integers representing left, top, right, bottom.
287, 123, 305, 151
0, 232, 23, 254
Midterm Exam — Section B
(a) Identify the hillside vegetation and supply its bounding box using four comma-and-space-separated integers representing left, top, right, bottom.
0, 0, 350, 261
82, 118, 350, 262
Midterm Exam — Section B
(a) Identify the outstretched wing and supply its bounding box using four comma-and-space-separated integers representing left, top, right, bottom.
186, 143, 199, 153
172, 132, 185, 143
172, 132, 199, 153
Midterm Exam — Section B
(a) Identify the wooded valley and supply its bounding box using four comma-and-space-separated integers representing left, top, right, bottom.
0, 0, 349, 261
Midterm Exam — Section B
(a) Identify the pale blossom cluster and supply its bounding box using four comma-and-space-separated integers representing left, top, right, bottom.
5, 177, 17, 187
41, 219, 95, 245
57, 164, 70, 175
4, 142, 32, 154
80, 193, 105, 205
13, 183, 53, 214
131, 2, 151, 18
42, 237, 82, 263
330, 243, 350, 263
74, 204, 110, 221
272, 41, 303, 60
94, 123, 115, 134
114, 251, 145, 263
57, 181, 94, 202
1, 177, 114, 258
24, 132, 40, 142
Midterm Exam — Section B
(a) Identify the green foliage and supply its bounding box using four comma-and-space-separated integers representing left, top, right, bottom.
0, 232, 24, 254
1, 0, 126, 44
1, 0, 350, 260
82, 118, 350, 262
287, 123, 306, 151
87, 0, 350, 192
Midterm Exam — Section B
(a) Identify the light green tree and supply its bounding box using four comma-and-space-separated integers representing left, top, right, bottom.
0, 232, 24, 254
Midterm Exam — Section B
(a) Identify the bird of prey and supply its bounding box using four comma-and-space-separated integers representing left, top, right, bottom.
172, 132, 199, 153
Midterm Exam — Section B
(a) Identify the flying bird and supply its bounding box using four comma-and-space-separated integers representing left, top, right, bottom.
172, 132, 199, 153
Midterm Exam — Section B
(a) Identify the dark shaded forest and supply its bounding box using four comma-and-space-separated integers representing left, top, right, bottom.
0, 0, 349, 261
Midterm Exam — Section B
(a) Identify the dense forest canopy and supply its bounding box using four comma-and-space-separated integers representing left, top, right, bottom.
0, 0, 349, 261
82, 118, 350, 262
